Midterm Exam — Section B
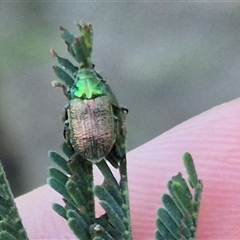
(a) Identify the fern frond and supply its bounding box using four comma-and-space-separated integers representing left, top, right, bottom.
48, 22, 132, 239
48, 145, 132, 240
155, 153, 203, 240
0, 161, 29, 240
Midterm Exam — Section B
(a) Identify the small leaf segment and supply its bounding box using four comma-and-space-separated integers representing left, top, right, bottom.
155, 153, 203, 240
0, 161, 29, 240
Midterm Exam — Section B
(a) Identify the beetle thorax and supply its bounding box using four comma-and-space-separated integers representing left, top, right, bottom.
71, 69, 106, 100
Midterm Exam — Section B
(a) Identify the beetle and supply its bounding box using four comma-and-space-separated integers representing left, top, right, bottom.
50, 23, 127, 167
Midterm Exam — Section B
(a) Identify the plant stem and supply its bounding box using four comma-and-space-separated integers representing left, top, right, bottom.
119, 158, 132, 240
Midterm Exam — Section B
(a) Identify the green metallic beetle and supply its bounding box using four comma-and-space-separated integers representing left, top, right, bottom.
51, 23, 127, 168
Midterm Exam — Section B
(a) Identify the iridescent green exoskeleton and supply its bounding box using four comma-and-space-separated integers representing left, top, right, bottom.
51, 23, 127, 168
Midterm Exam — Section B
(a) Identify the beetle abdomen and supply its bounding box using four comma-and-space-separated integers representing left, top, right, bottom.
69, 96, 116, 161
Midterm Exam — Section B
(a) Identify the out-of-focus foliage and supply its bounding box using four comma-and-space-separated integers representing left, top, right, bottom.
1, 3, 240, 196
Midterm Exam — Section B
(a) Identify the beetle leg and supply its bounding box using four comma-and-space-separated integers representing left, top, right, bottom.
105, 146, 122, 168
51, 80, 71, 99
63, 119, 69, 140
63, 118, 75, 153
121, 107, 129, 114
62, 104, 75, 154
62, 104, 71, 142
61, 104, 69, 122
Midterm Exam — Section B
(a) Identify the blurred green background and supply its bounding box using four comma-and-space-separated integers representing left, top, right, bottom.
1, 2, 240, 197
